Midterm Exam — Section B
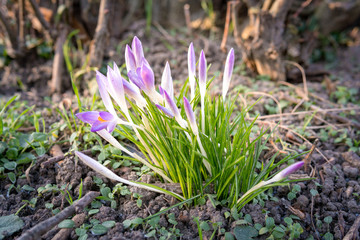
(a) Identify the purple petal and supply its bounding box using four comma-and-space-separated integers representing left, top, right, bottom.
222, 48, 235, 100
159, 86, 164, 96
106, 120, 117, 133
125, 45, 137, 72
183, 97, 197, 132
164, 90, 180, 118
156, 104, 174, 117
279, 161, 304, 179
128, 70, 145, 90
161, 62, 173, 100
122, 79, 141, 99
91, 121, 108, 132
132, 36, 144, 66
99, 111, 114, 121
107, 64, 127, 113
140, 61, 155, 93
188, 42, 196, 76
76, 111, 99, 124
199, 50, 207, 86
96, 71, 116, 115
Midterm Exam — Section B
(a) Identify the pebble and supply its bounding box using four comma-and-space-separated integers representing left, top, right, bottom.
343, 165, 359, 178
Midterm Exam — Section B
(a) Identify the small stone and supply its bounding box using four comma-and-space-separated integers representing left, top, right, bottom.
343, 165, 359, 178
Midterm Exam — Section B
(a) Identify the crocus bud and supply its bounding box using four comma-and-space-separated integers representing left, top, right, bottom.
107, 64, 128, 116
156, 104, 174, 118
222, 48, 235, 101
188, 43, 196, 100
132, 36, 144, 66
140, 61, 155, 93
267, 161, 304, 184
125, 45, 137, 72
161, 62, 174, 100
164, 90, 186, 128
183, 97, 198, 135
198, 50, 207, 99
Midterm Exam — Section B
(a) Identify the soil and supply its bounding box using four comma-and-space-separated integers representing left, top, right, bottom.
1, 20, 360, 239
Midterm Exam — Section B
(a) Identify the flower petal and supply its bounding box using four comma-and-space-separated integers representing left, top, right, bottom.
183, 97, 198, 135
99, 111, 114, 121
128, 69, 145, 90
106, 120, 117, 133
161, 62, 173, 100
199, 50, 207, 91
132, 36, 144, 66
76, 111, 99, 124
125, 45, 137, 72
91, 121, 108, 132
140, 60, 155, 93
96, 71, 116, 116
222, 48, 235, 101
156, 104, 174, 117
188, 42, 196, 100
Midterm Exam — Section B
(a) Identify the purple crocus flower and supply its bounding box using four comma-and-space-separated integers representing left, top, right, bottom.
125, 45, 137, 72
164, 90, 186, 128
188, 43, 196, 100
198, 50, 207, 98
96, 71, 117, 116
183, 97, 198, 135
272, 161, 304, 181
156, 104, 174, 117
161, 62, 174, 100
76, 111, 117, 132
140, 60, 155, 94
132, 36, 145, 66
222, 48, 235, 101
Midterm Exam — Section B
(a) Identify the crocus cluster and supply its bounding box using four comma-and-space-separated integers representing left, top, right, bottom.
75, 36, 305, 208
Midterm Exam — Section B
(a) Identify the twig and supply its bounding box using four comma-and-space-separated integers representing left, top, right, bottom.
18, 191, 99, 240
18, 0, 25, 51
285, 60, 308, 101
50, 26, 67, 93
220, 1, 234, 52
343, 215, 360, 240
41, 149, 92, 168
88, 0, 110, 68
28, 0, 54, 39
51, 213, 86, 240
184, 4, 192, 35
0, 6, 18, 56
303, 139, 318, 172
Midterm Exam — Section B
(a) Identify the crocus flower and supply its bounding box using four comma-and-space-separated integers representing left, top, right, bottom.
125, 45, 137, 72
156, 104, 174, 117
188, 43, 196, 100
107, 64, 128, 116
198, 50, 207, 133
265, 161, 305, 184
183, 97, 198, 135
132, 36, 145, 67
76, 111, 117, 132
222, 48, 235, 101
161, 62, 174, 100
96, 71, 117, 116
164, 90, 186, 128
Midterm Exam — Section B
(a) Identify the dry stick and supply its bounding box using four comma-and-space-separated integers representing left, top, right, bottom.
220, 1, 233, 52
285, 60, 309, 101
282, 94, 360, 130
51, 213, 86, 240
184, 4, 192, 35
258, 120, 330, 163
303, 139, 318, 172
0, 7, 18, 51
28, 0, 53, 39
88, 0, 110, 68
41, 149, 92, 168
18, 191, 99, 240
343, 215, 360, 240
50, 27, 67, 93
18, 0, 25, 52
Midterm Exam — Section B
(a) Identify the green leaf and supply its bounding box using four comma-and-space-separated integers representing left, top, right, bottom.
0, 142, 7, 155
35, 146, 46, 156
259, 227, 268, 235
7, 172, 16, 183
225, 232, 235, 240
78, 234, 88, 240
233, 226, 258, 240
102, 221, 116, 229
324, 216, 333, 224
31, 132, 48, 142
6, 148, 18, 160
0, 214, 24, 239
17, 153, 36, 165
58, 219, 75, 228
310, 189, 319, 196
284, 217, 293, 225
200, 221, 210, 231
91, 224, 108, 235
75, 228, 87, 236
88, 209, 99, 215
265, 217, 275, 228
22, 185, 35, 192
4, 161, 17, 170
100, 187, 111, 198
